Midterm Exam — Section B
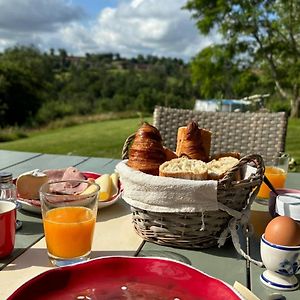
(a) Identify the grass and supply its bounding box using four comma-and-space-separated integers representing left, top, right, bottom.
0, 116, 299, 171
0, 117, 151, 159
286, 118, 300, 171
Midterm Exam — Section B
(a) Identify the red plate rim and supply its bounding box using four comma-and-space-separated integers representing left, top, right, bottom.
7, 256, 242, 300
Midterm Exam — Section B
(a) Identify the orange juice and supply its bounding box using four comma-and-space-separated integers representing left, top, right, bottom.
43, 206, 96, 258
257, 166, 287, 199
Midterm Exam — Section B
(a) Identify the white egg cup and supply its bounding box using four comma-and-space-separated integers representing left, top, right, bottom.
260, 234, 300, 291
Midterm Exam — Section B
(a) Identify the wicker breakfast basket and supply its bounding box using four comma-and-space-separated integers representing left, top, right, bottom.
121, 136, 265, 250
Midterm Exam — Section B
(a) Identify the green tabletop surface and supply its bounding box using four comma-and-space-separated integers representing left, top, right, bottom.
1, 150, 300, 300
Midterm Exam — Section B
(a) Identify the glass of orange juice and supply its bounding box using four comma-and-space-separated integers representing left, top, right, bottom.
40, 180, 100, 267
257, 152, 289, 203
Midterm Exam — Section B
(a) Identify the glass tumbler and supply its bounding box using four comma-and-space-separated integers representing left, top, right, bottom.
40, 180, 99, 267
257, 152, 289, 202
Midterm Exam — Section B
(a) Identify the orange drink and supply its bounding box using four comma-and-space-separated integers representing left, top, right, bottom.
257, 166, 287, 199
43, 206, 96, 259
40, 179, 99, 267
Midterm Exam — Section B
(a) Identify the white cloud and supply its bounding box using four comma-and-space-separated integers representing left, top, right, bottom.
0, 0, 221, 60
0, 0, 85, 32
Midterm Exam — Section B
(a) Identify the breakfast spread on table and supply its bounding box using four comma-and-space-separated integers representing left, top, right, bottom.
15, 166, 120, 208
127, 121, 240, 180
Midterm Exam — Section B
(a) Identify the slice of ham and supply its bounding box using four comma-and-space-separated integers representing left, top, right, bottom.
45, 167, 87, 195
43, 169, 66, 182
61, 167, 86, 181
49, 181, 88, 195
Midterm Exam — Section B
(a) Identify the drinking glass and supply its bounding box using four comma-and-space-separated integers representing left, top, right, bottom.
40, 180, 100, 267
257, 152, 289, 203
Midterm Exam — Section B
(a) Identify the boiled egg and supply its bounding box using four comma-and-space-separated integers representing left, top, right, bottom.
264, 216, 300, 246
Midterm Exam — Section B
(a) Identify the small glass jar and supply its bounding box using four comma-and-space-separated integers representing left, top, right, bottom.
0, 171, 22, 229
0, 172, 17, 201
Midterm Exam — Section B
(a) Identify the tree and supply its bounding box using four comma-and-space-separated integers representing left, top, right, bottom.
184, 0, 300, 117
58, 48, 68, 69
191, 45, 260, 99
0, 46, 54, 126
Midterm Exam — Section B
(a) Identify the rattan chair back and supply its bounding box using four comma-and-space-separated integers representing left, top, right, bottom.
153, 106, 288, 166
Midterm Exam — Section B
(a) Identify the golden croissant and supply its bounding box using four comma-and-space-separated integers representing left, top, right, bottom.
127, 122, 166, 175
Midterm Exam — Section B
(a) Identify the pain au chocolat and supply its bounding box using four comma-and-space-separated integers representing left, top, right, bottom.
127, 122, 166, 175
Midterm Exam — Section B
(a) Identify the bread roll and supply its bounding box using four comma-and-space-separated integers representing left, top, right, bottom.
127, 122, 166, 175
207, 156, 239, 180
159, 157, 208, 180
176, 121, 211, 162
211, 152, 241, 160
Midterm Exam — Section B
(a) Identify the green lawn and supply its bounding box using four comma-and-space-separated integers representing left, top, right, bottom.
0, 116, 299, 171
285, 118, 300, 171
0, 117, 151, 159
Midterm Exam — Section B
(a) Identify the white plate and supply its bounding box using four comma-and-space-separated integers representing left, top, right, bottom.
98, 191, 122, 209
16, 171, 122, 213
18, 191, 122, 213
17, 199, 41, 214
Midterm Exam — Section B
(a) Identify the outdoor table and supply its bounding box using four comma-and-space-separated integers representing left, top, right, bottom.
0, 150, 299, 299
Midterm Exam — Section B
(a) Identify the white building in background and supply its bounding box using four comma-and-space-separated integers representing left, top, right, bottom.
194, 94, 270, 112
194, 99, 250, 112
194, 100, 219, 112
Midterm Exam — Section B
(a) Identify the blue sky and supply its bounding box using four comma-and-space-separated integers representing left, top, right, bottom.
72, 0, 119, 18
0, 0, 220, 61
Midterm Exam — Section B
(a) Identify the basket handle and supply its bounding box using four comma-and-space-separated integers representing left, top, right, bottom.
219, 154, 265, 189
122, 133, 136, 160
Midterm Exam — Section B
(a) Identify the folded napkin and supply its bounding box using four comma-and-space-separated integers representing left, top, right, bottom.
116, 160, 218, 213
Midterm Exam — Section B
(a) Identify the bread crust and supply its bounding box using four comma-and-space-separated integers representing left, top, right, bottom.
176, 121, 211, 162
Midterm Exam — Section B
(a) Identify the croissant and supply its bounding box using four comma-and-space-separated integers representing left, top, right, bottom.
127, 122, 166, 175
176, 121, 211, 162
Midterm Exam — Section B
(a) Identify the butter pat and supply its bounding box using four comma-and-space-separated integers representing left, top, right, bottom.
16, 169, 48, 199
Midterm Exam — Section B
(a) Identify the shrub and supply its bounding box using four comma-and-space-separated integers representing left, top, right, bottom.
0, 127, 28, 142
35, 101, 75, 125
267, 99, 291, 114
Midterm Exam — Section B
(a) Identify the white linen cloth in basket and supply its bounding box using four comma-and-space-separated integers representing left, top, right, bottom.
116, 160, 218, 213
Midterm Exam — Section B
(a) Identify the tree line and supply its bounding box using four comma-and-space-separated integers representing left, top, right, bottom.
0, 40, 295, 128
0, 46, 197, 128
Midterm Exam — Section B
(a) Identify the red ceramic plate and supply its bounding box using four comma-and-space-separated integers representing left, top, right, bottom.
8, 256, 242, 300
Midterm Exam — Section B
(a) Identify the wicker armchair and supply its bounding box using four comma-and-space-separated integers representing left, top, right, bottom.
153, 106, 288, 166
